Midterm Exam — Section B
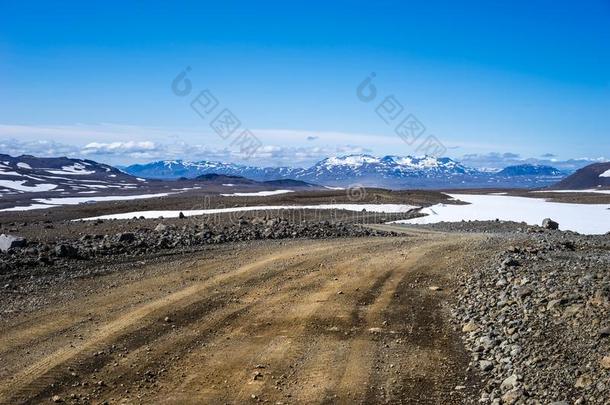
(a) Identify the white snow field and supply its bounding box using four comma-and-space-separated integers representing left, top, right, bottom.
392, 194, 609, 235
16, 162, 32, 169
220, 190, 295, 197
33, 193, 173, 206
599, 169, 610, 178
0, 180, 58, 192
0, 203, 60, 212
45, 163, 96, 175
0, 193, 174, 212
79, 204, 421, 221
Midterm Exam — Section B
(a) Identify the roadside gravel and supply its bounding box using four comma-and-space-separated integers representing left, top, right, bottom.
450, 228, 610, 404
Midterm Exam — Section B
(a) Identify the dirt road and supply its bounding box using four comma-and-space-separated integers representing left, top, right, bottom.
0, 229, 491, 404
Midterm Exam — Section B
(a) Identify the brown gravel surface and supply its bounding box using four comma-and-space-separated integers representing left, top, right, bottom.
0, 229, 493, 404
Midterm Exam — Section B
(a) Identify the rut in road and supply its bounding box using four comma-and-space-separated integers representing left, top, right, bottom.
0, 234, 486, 404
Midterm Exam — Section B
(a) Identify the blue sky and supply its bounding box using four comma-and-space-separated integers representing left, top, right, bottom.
0, 0, 609, 168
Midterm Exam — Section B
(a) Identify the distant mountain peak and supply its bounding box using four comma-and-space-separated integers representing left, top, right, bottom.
497, 164, 563, 177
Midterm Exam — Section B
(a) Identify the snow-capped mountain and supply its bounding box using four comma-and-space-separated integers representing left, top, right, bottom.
304, 155, 477, 181
124, 154, 572, 188
292, 154, 481, 187
124, 155, 476, 184
0, 154, 146, 197
124, 159, 303, 181
496, 164, 563, 177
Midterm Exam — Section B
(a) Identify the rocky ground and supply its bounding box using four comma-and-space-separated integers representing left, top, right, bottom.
448, 227, 610, 404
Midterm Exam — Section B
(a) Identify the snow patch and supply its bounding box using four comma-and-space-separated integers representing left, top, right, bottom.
34, 192, 172, 206
0, 204, 60, 212
0, 180, 58, 192
46, 163, 96, 175
221, 190, 294, 197
599, 169, 610, 178
391, 194, 610, 235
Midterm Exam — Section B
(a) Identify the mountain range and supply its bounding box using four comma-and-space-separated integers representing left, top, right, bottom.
124, 155, 569, 189
2, 153, 608, 210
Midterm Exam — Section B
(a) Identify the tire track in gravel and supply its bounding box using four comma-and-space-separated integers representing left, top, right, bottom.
0, 242, 344, 403
0, 232, 489, 404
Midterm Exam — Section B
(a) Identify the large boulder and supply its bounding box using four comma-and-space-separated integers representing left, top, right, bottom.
117, 232, 135, 243
0, 234, 27, 252
54, 244, 78, 258
541, 218, 559, 230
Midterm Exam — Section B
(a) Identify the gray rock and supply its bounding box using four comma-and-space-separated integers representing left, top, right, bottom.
479, 360, 494, 371
0, 234, 27, 252
154, 223, 168, 232
501, 388, 523, 404
54, 244, 78, 258
598, 326, 610, 337
500, 374, 519, 392
542, 218, 559, 230
502, 257, 520, 267
516, 286, 533, 299
117, 232, 135, 243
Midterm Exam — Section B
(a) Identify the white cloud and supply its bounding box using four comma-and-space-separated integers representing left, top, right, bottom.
459, 152, 607, 171
0, 136, 372, 167
0, 138, 79, 157
82, 141, 158, 155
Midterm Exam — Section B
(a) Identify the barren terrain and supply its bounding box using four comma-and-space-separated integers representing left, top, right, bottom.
0, 228, 492, 404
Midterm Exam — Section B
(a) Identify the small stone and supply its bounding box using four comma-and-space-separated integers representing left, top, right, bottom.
479, 360, 493, 371
516, 286, 533, 299
178, 212, 186, 219
54, 244, 78, 258
600, 355, 610, 369
428, 286, 442, 291
501, 388, 523, 404
502, 257, 520, 267
52, 395, 62, 403
164, 316, 172, 323
500, 374, 519, 392
462, 321, 478, 333
117, 232, 135, 243
598, 326, 610, 337
154, 223, 168, 232
575, 374, 592, 388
